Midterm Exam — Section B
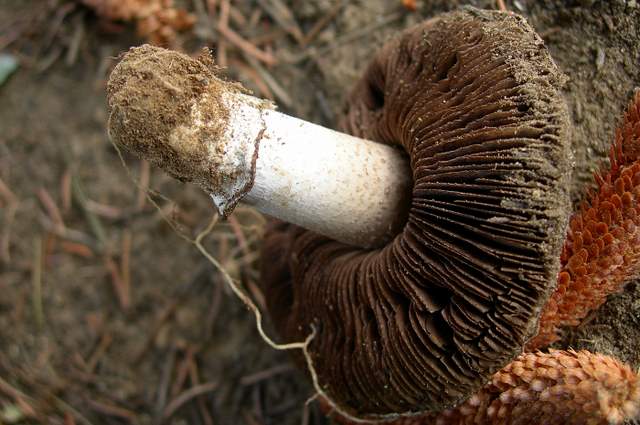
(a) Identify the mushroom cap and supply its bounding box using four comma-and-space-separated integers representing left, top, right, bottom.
260, 8, 571, 419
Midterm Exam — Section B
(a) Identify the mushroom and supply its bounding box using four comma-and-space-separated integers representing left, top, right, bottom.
107, 43, 412, 248
106, 7, 571, 421
260, 8, 571, 420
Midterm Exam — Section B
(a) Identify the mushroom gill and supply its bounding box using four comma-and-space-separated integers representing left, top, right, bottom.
260, 8, 571, 419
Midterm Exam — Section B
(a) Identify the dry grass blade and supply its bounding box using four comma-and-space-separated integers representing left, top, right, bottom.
301, 1, 343, 46
255, 0, 304, 44
72, 176, 107, 248
86, 399, 137, 421
37, 187, 65, 231
61, 169, 72, 214
135, 160, 150, 211
230, 57, 274, 100
242, 54, 292, 107
216, 0, 230, 67
86, 332, 113, 374
240, 364, 294, 386
162, 381, 218, 419
290, 11, 403, 64
105, 256, 130, 311
32, 236, 44, 330
121, 230, 132, 303
217, 25, 277, 66
0, 376, 37, 418
60, 240, 94, 258
0, 176, 18, 263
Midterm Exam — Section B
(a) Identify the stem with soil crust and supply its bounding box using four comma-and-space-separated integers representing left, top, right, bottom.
221, 90, 412, 247
107, 45, 412, 248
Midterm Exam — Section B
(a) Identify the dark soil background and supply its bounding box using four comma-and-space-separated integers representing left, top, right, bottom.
0, 0, 639, 424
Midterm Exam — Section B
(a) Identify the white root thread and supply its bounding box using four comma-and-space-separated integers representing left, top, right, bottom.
194, 215, 378, 424
113, 138, 383, 424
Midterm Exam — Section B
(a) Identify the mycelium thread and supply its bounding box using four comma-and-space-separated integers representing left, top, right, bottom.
195, 216, 382, 424
110, 135, 374, 424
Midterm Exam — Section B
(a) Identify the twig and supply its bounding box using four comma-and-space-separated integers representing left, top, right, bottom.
497, 0, 508, 11
242, 54, 292, 108
0, 376, 36, 417
217, 0, 230, 67
60, 241, 94, 258
85, 200, 125, 220
268, 395, 301, 416
37, 187, 65, 231
32, 236, 44, 330
206, 0, 218, 17
301, 1, 343, 46
248, 9, 263, 27
0, 176, 18, 206
289, 11, 403, 64
121, 230, 132, 304
227, 214, 251, 258
44, 233, 56, 268
170, 347, 195, 397
243, 411, 263, 425
240, 364, 294, 386
0, 176, 18, 263
228, 3, 247, 27
155, 347, 177, 420
65, 12, 85, 66
229, 58, 274, 100
204, 278, 222, 337
186, 351, 214, 425
72, 176, 107, 248
64, 412, 77, 425
105, 256, 129, 310
247, 279, 267, 311
54, 398, 95, 425
255, 0, 304, 44
12, 287, 27, 323
61, 169, 72, 214
36, 45, 64, 73
136, 160, 150, 211
133, 263, 211, 362
133, 300, 179, 363
162, 382, 218, 420
86, 332, 113, 373
42, 2, 76, 50
217, 25, 277, 66
249, 28, 288, 46
39, 215, 99, 252
86, 399, 137, 422
300, 401, 311, 425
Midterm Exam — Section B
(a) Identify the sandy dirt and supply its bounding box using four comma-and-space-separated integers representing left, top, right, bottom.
0, 0, 639, 424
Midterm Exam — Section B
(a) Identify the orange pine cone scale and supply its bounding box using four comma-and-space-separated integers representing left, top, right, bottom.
81, 0, 195, 45
324, 350, 640, 425
529, 91, 640, 349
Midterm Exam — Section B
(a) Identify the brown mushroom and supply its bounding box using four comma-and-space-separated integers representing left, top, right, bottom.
105, 6, 572, 421
259, 8, 571, 420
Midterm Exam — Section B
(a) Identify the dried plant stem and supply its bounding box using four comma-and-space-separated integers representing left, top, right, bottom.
32, 236, 44, 330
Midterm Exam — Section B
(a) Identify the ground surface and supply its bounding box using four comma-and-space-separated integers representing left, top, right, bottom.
0, 0, 639, 424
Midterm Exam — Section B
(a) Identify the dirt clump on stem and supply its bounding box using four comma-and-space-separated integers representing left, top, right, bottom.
107, 45, 238, 194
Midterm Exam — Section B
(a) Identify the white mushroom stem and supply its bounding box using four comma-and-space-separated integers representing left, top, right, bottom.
214, 90, 412, 247
107, 44, 412, 248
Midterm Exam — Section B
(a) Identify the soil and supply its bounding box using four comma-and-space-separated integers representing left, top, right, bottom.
107, 45, 233, 192
0, 0, 639, 424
